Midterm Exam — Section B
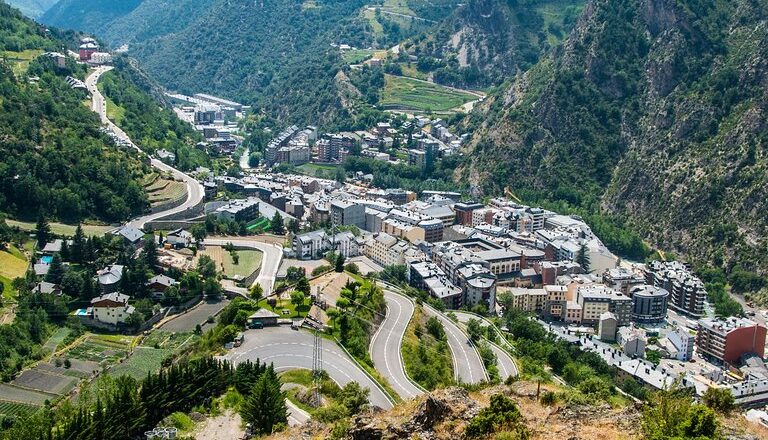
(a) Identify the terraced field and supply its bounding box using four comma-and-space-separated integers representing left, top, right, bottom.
0, 383, 54, 405
11, 370, 77, 395
381, 74, 476, 112
146, 178, 187, 207
108, 347, 173, 380
66, 335, 132, 366
0, 400, 38, 418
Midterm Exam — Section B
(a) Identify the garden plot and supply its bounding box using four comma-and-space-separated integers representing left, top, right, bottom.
0, 400, 39, 418
11, 369, 77, 395
107, 347, 173, 380
65, 335, 131, 366
0, 383, 54, 405
37, 359, 99, 378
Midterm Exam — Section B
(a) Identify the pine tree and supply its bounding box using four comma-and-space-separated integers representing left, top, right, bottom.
335, 253, 345, 273
142, 236, 158, 268
71, 224, 85, 263
46, 254, 65, 284
576, 243, 591, 272
241, 366, 287, 435
270, 212, 285, 235
36, 214, 51, 248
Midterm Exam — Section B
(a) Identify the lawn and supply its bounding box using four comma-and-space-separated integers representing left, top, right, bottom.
257, 297, 310, 318
5, 220, 113, 237
381, 74, 476, 112
342, 49, 374, 65
201, 246, 262, 279
0, 250, 28, 281
295, 162, 341, 179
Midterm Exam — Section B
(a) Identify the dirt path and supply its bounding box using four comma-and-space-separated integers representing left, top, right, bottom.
195, 411, 244, 440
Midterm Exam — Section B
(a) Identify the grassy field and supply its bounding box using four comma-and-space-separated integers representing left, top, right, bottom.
146, 178, 187, 206
1, 49, 43, 76
401, 306, 454, 390
246, 217, 271, 233
257, 297, 310, 318
104, 95, 125, 125
399, 63, 430, 80
0, 249, 28, 282
202, 246, 262, 279
381, 74, 476, 112
295, 162, 341, 179
342, 49, 375, 65
6, 220, 113, 237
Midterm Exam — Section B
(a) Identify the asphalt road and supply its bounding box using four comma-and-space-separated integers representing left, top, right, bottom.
86, 66, 205, 230
370, 289, 424, 400
422, 304, 487, 384
224, 327, 393, 410
203, 238, 283, 295
452, 310, 519, 379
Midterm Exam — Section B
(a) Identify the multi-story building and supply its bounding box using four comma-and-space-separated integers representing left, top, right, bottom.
503, 287, 546, 314
454, 202, 483, 226
645, 261, 707, 317
544, 285, 568, 320
666, 325, 695, 361
696, 317, 767, 365
91, 292, 135, 325
604, 267, 646, 295
364, 233, 422, 268
214, 199, 260, 222
330, 200, 365, 229
617, 326, 647, 358
457, 263, 496, 309
293, 230, 359, 260
409, 261, 463, 309
629, 285, 669, 324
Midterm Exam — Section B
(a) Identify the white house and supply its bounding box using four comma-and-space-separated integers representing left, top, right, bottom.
90, 292, 135, 325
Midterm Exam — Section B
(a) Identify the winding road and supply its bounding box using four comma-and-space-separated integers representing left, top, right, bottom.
202, 238, 283, 295
452, 311, 519, 380
224, 327, 394, 410
369, 289, 424, 400
423, 304, 488, 384
86, 66, 205, 231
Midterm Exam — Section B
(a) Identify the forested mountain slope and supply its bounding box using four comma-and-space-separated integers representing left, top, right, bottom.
460, 0, 768, 272
3, 0, 56, 18
40, 0, 142, 35
405, 0, 584, 88
0, 3, 158, 224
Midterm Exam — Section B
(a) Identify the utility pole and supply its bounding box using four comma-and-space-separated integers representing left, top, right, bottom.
311, 285, 323, 406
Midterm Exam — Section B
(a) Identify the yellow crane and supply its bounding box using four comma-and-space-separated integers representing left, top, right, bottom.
504, 186, 523, 204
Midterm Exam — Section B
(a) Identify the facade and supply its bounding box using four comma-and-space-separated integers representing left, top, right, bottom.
409, 261, 463, 309
504, 287, 546, 314
215, 199, 260, 222
667, 326, 695, 361
598, 312, 618, 341
618, 326, 647, 358
696, 317, 767, 365
91, 293, 134, 325
457, 263, 496, 309
645, 261, 707, 317
146, 275, 177, 299
629, 285, 669, 324
330, 200, 365, 229
165, 229, 192, 248
293, 230, 360, 260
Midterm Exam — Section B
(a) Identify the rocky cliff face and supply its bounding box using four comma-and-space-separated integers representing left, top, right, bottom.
460, 0, 768, 272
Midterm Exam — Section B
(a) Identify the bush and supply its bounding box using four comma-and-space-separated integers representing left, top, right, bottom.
539, 391, 557, 406
311, 265, 333, 277
465, 394, 530, 439
344, 263, 359, 274
702, 387, 735, 413
313, 402, 348, 423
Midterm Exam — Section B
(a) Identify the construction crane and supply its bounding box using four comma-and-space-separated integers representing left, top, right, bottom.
504, 186, 523, 204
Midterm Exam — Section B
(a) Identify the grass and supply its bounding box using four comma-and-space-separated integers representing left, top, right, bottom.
246, 217, 270, 233
381, 74, 476, 112
295, 162, 341, 178
0, 250, 28, 281
342, 49, 375, 65
5, 220, 113, 237
280, 368, 314, 387
1, 275, 16, 302
146, 179, 186, 206
223, 249, 262, 278
104, 95, 125, 125
256, 297, 310, 318
1, 49, 43, 77
401, 306, 455, 390
399, 63, 429, 80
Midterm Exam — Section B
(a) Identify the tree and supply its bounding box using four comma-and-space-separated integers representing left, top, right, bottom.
642, 385, 719, 440
35, 214, 51, 248
241, 367, 287, 435
270, 212, 285, 235
465, 394, 528, 438
142, 236, 158, 268
290, 291, 306, 316
197, 255, 217, 279
335, 254, 346, 273
295, 276, 311, 296
288, 218, 300, 234
702, 387, 735, 413
466, 318, 484, 342
45, 254, 65, 284
248, 151, 261, 167
71, 224, 85, 263
338, 382, 369, 415
576, 243, 590, 272
190, 223, 207, 244
250, 283, 264, 301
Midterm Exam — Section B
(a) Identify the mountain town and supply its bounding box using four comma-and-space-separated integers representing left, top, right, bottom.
0, 1, 767, 439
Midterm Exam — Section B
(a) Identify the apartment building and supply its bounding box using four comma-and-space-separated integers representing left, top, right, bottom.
330, 200, 365, 229
503, 287, 546, 314
629, 285, 669, 324
697, 317, 767, 365
410, 261, 463, 309
645, 261, 707, 317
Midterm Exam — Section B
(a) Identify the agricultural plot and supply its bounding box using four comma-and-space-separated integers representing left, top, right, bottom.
380, 74, 476, 112
147, 179, 187, 207
37, 359, 99, 378
200, 246, 262, 279
42, 327, 71, 353
11, 369, 77, 395
0, 249, 28, 281
342, 49, 374, 64
0, 383, 54, 405
0, 400, 39, 418
66, 335, 132, 366
141, 331, 195, 350
108, 347, 173, 380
